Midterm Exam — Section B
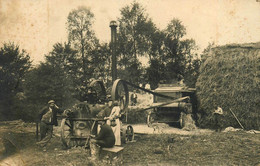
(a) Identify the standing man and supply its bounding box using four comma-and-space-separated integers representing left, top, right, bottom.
36, 100, 63, 151
131, 90, 138, 106
213, 106, 224, 132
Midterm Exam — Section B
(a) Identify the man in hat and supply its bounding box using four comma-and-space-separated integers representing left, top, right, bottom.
36, 100, 63, 151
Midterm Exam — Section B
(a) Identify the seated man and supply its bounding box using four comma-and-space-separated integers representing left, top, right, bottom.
91, 120, 115, 148
89, 120, 115, 159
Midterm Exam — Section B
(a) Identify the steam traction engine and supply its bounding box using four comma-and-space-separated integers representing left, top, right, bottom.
60, 79, 134, 148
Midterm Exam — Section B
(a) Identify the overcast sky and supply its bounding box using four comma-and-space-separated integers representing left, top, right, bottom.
0, 0, 260, 64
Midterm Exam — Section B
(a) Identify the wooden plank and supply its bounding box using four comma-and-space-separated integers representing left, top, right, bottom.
102, 146, 124, 153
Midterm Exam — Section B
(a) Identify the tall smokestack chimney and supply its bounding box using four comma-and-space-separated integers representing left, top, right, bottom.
110, 20, 118, 82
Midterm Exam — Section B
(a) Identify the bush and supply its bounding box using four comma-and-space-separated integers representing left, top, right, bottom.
124, 107, 149, 124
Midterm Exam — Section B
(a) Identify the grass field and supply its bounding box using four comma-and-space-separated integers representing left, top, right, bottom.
0, 120, 259, 166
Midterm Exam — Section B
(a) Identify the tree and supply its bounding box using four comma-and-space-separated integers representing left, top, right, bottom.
200, 42, 215, 63
24, 42, 79, 111
0, 42, 31, 120
117, 2, 157, 83
67, 6, 99, 80
145, 18, 200, 88
146, 59, 166, 89
162, 18, 187, 82
89, 43, 112, 85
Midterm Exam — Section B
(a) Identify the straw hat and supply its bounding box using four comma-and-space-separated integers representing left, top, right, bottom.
214, 107, 223, 115
48, 100, 55, 104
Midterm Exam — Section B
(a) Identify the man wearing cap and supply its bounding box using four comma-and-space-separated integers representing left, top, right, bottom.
36, 100, 63, 151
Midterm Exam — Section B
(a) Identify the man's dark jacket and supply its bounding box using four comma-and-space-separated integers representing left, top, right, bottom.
39, 106, 63, 126
95, 124, 115, 148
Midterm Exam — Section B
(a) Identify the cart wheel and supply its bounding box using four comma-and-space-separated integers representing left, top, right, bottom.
126, 125, 134, 142
111, 79, 129, 111
61, 118, 73, 148
121, 127, 127, 144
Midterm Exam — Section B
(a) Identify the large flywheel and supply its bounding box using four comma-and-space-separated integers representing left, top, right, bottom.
89, 80, 107, 103
111, 79, 129, 111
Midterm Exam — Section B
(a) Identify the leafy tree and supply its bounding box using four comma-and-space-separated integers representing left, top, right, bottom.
146, 59, 166, 89
149, 30, 165, 61
182, 42, 215, 88
200, 42, 215, 63
0, 42, 31, 120
89, 43, 112, 85
117, 2, 156, 83
162, 18, 187, 82
146, 18, 200, 88
183, 58, 201, 88
67, 6, 99, 80
24, 42, 79, 112
181, 39, 200, 87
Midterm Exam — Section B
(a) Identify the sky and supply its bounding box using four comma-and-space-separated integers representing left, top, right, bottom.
0, 0, 260, 64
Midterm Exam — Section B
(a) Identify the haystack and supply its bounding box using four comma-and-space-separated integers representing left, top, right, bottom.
196, 42, 260, 130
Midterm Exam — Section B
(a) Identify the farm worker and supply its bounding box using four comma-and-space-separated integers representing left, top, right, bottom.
96, 101, 113, 134
106, 101, 121, 146
36, 100, 63, 151
213, 106, 224, 132
139, 83, 143, 94
130, 90, 138, 106
145, 83, 151, 94
145, 83, 151, 90
91, 120, 115, 148
89, 120, 115, 160
97, 100, 113, 118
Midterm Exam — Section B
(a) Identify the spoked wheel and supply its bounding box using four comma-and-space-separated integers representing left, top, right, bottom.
126, 125, 134, 142
121, 125, 134, 144
61, 118, 73, 148
147, 111, 157, 127
111, 79, 129, 111
89, 80, 107, 103
121, 127, 126, 144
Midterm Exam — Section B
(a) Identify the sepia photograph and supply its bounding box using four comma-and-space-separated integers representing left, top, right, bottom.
0, 0, 260, 165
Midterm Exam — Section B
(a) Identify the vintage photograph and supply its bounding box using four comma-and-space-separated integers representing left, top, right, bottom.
0, 0, 260, 165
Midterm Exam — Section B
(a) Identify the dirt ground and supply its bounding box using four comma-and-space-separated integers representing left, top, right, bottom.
0, 120, 259, 166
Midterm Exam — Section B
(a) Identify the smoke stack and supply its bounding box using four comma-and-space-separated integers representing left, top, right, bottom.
110, 21, 118, 82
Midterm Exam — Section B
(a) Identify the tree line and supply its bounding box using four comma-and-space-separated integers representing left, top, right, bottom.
0, 2, 202, 121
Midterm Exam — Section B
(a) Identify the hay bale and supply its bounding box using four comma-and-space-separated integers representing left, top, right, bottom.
196, 42, 260, 130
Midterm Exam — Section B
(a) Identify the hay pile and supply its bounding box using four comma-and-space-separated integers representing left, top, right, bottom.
196, 42, 260, 130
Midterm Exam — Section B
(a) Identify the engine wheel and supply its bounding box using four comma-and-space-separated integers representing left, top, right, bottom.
111, 79, 129, 111
89, 80, 107, 103
61, 118, 74, 148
